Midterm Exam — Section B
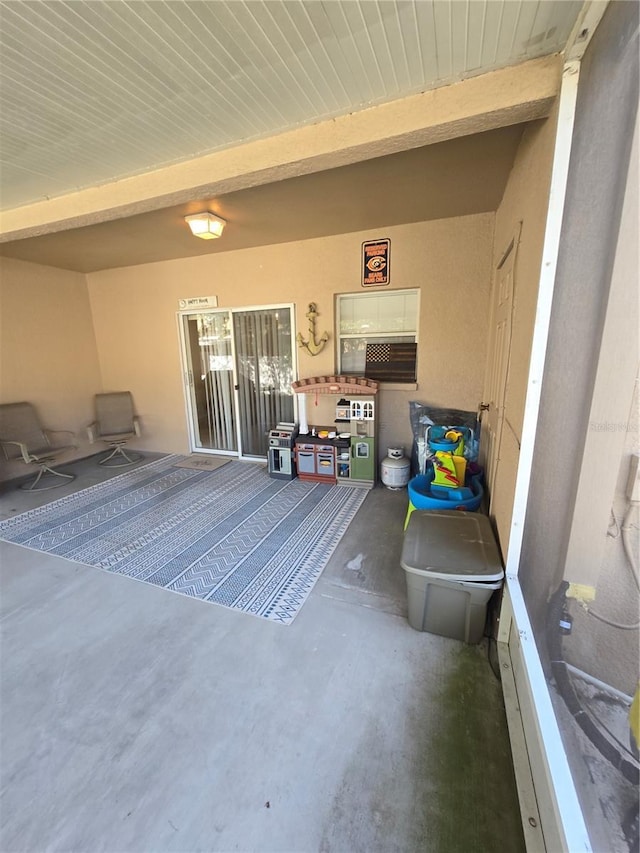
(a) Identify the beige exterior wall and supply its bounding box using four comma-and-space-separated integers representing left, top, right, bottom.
485, 109, 559, 552
87, 214, 494, 461
0, 257, 102, 480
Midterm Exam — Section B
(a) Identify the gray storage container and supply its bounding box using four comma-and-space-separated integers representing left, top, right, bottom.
400, 510, 504, 643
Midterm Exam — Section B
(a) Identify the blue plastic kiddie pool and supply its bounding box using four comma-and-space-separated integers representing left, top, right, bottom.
405, 469, 484, 528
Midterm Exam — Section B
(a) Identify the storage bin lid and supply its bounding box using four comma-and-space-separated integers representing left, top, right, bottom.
401, 510, 504, 582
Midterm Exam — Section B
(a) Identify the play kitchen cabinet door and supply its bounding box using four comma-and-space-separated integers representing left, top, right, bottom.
295, 442, 336, 482
350, 399, 374, 421
316, 448, 336, 478
296, 446, 316, 476
350, 437, 375, 483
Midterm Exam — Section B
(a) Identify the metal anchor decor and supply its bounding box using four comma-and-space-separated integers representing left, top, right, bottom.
297, 303, 329, 356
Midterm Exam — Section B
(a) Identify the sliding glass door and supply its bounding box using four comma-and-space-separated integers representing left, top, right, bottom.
233, 307, 294, 456
182, 312, 237, 452
180, 305, 295, 458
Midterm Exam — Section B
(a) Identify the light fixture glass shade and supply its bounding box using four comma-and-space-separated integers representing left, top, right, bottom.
185, 212, 226, 239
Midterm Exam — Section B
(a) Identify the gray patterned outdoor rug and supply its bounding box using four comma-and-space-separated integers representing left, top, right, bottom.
0, 456, 368, 624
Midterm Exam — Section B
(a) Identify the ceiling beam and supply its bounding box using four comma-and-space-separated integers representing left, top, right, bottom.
0, 54, 562, 243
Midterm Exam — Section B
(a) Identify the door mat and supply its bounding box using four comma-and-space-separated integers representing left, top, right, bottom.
0, 455, 368, 624
172, 455, 232, 471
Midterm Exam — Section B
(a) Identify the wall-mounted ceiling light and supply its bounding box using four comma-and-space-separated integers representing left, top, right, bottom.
185, 211, 226, 240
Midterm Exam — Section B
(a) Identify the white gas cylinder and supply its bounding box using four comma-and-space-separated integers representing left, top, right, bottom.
381, 447, 411, 489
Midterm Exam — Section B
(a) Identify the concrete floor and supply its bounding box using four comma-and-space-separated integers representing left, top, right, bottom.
0, 455, 525, 853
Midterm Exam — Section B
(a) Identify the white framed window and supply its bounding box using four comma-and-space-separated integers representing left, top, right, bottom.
336, 289, 419, 380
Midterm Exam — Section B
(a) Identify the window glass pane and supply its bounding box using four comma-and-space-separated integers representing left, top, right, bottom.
399, 292, 419, 331
339, 297, 355, 333
353, 297, 374, 328
382, 294, 400, 327
338, 291, 418, 336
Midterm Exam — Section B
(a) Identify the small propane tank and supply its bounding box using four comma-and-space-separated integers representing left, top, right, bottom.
381, 447, 411, 490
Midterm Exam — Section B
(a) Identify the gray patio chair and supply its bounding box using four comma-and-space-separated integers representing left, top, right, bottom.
88, 392, 142, 467
0, 402, 77, 490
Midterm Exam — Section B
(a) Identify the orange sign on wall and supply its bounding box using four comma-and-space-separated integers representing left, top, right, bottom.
362, 239, 390, 287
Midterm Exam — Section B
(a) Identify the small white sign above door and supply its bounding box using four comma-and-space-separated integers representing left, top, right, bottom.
178, 296, 218, 310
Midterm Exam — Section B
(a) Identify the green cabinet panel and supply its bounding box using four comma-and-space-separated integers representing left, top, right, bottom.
350, 437, 375, 482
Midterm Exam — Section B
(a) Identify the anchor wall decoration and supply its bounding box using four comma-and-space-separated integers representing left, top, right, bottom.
297, 303, 329, 356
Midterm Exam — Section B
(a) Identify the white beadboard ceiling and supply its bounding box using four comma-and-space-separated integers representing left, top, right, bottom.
0, 0, 589, 271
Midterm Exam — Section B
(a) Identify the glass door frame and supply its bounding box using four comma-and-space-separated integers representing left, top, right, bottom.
177, 303, 298, 460
178, 309, 236, 457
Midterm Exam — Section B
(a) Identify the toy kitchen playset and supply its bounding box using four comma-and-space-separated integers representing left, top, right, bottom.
289, 376, 379, 488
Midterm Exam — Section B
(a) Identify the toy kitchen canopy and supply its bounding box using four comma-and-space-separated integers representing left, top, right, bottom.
291, 376, 379, 395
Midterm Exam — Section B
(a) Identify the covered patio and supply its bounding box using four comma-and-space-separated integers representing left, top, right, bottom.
0, 457, 525, 852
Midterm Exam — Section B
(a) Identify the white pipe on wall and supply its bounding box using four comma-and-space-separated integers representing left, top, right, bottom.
298, 393, 309, 434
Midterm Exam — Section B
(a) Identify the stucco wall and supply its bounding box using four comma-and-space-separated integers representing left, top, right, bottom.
0, 257, 102, 480
86, 215, 494, 462
484, 107, 559, 554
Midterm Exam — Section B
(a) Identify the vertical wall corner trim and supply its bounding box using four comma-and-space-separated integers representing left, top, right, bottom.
505, 60, 581, 580
504, 580, 592, 852
501, 59, 592, 852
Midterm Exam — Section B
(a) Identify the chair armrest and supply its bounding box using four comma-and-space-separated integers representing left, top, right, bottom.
0, 439, 33, 464
133, 416, 141, 438
87, 422, 98, 444
43, 429, 77, 450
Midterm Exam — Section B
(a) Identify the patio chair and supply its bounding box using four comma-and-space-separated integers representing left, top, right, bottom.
0, 402, 77, 490
88, 392, 142, 467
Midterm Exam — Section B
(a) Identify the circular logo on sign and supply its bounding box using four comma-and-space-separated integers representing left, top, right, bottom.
366, 256, 386, 272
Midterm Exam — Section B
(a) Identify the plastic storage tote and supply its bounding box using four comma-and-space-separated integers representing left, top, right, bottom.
400, 510, 503, 643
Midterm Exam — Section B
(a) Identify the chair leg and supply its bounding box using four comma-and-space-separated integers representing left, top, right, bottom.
20, 463, 76, 491
98, 444, 142, 467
